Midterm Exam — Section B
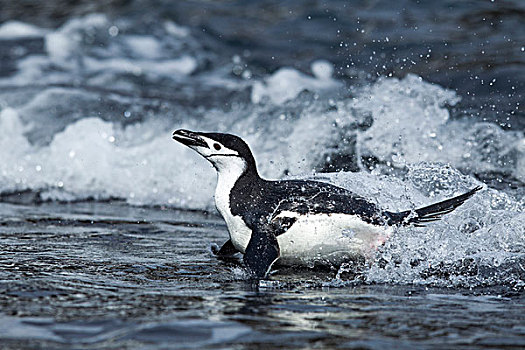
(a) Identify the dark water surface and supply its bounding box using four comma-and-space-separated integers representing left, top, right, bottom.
0, 202, 524, 349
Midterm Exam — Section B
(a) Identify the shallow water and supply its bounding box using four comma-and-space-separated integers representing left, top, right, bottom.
0, 201, 523, 349
0, 0, 524, 348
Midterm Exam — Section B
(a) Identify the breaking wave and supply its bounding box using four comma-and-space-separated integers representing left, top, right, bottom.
0, 14, 523, 288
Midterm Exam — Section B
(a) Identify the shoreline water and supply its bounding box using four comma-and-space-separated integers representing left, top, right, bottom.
0, 200, 524, 349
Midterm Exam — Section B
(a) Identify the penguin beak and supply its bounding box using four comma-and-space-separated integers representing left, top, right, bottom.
172, 129, 209, 148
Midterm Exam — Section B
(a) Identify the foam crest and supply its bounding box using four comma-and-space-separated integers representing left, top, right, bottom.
349, 75, 524, 180
0, 109, 215, 208
2, 74, 522, 209
1, 14, 199, 87
0, 21, 47, 39
251, 60, 342, 104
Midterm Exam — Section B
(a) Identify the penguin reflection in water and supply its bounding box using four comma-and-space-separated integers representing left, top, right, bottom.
173, 129, 481, 279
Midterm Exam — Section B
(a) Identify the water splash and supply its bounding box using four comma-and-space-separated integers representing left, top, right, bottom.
0, 15, 523, 289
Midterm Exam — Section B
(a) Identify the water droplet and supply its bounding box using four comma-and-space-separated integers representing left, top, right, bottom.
108, 26, 119, 37
242, 70, 252, 79
232, 65, 243, 75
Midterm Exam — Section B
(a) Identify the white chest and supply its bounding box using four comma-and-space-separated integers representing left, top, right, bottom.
213, 162, 252, 253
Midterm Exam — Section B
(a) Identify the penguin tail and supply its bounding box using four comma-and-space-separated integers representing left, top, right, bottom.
383, 186, 482, 227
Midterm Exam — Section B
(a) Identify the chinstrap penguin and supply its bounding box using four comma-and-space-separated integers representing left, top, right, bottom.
172, 129, 481, 279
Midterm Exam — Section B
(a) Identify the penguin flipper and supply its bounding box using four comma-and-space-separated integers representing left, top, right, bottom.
243, 224, 280, 279
211, 239, 241, 263
213, 239, 239, 256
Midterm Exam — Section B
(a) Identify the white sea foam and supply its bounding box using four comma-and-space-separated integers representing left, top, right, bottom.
83, 55, 197, 76
0, 109, 214, 209
123, 35, 164, 59
1, 74, 522, 209
251, 61, 341, 104
321, 167, 524, 287
0, 21, 47, 39
163, 21, 190, 38
45, 14, 109, 67
0, 14, 198, 87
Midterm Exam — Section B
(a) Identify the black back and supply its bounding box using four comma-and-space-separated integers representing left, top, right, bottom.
228, 169, 384, 233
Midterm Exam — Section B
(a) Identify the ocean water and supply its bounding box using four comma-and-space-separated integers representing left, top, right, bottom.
0, 0, 524, 348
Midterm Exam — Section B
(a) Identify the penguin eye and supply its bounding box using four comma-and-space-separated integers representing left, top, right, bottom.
213, 143, 222, 150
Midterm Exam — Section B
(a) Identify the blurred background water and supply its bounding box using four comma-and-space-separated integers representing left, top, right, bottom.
0, 0, 523, 348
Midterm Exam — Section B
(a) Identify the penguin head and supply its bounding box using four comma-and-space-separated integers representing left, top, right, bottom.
172, 129, 257, 174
